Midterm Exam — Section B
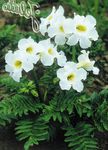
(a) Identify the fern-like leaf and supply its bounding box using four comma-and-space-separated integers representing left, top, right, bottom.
15, 117, 49, 150
63, 123, 99, 150
0, 94, 43, 126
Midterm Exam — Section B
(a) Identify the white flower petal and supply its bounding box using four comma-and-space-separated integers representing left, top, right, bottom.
11, 70, 22, 82
39, 23, 47, 36
79, 37, 91, 49
86, 61, 95, 71
89, 28, 99, 41
5, 64, 13, 73
67, 34, 79, 46
39, 38, 51, 48
18, 38, 32, 50
77, 68, 87, 80
57, 68, 66, 79
63, 18, 73, 34
57, 51, 67, 67
41, 54, 54, 66
52, 6, 56, 13
26, 54, 39, 64
55, 34, 66, 45
5, 65, 13, 72
59, 80, 71, 90
73, 80, 84, 92
56, 5, 64, 16
81, 50, 89, 55
78, 54, 88, 62
47, 26, 56, 38
93, 67, 99, 75
5, 51, 13, 64
65, 62, 77, 71
32, 55, 39, 64
86, 15, 96, 27
23, 62, 34, 72
74, 14, 85, 23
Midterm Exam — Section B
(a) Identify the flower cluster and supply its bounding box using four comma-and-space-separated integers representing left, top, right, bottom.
5, 6, 99, 92
5, 37, 66, 82
57, 50, 99, 92
40, 6, 99, 49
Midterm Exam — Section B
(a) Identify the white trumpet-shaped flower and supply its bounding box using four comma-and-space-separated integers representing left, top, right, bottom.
38, 39, 66, 66
5, 50, 34, 82
67, 14, 99, 49
39, 7, 56, 36
40, 6, 64, 35
47, 17, 73, 45
77, 50, 99, 75
57, 62, 87, 92
18, 37, 39, 64
38, 39, 58, 66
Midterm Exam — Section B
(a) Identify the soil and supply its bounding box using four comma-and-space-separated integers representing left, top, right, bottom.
0, 140, 67, 150
0, 127, 68, 150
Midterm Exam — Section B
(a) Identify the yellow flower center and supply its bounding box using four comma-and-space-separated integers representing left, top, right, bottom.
59, 25, 64, 33
48, 48, 53, 55
67, 73, 75, 81
14, 60, 22, 68
48, 15, 53, 21
26, 47, 33, 54
76, 25, 87, 32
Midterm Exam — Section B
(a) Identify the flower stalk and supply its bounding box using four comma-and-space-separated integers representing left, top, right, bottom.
95, 0, 99, 16
72, 46, 76, 62
32, 68, 43, 102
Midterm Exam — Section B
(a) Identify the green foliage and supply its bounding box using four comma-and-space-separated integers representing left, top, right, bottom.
63, 123, 98, 150
43, 96, 63, 123
0, 25, 16, 39
15, 117, 49, 150
0, 25, 24, 50
1, 75, 108, 149
0, 0, 5, 9
0, 25, 16, 56
0, 113, 15, 126
0, 74, 38, 97
91, 89, 108, 132
39, 64, 58, 98
0, 74, 26, 92
0, 94, 43, 126
0, 75, 43, 126
42, 90, 92, 122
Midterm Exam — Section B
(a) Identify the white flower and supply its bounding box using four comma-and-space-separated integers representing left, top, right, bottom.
57, 62, 87, 92
18, 37, 39, 64
67, 14, 99, 48
5, 50, 34, 82
38, 39, 58, 66
56, 51, 67, 67
47, 17, 73, 45
39, 6, 64, 36
39, 7, 56, 36
77, 50, 99, 75
37, 39, 67, 66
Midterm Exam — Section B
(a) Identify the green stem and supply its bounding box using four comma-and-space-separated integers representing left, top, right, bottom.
72, 46, 76, 62
94, 0, 99, 16
32, 68, 43, 102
